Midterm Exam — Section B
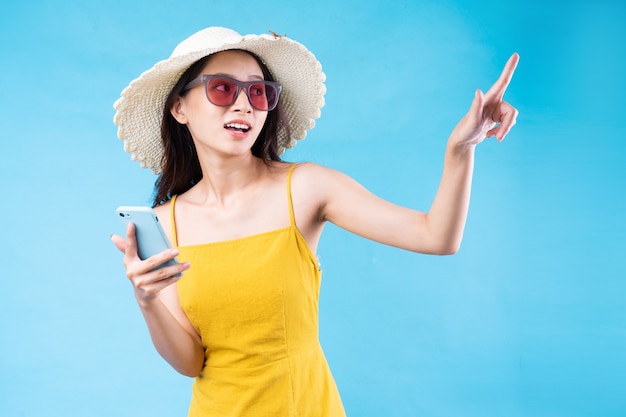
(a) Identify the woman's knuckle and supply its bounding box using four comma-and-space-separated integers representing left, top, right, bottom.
157, 267, 171, 280
148, 256, 164, 270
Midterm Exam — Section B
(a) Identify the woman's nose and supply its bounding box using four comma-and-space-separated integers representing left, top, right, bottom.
232, 88, 252, 112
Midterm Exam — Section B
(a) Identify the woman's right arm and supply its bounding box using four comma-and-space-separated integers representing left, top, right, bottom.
111, 223, 203, 377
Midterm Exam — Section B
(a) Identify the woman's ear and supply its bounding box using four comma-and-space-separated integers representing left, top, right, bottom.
170, 97, 188, 124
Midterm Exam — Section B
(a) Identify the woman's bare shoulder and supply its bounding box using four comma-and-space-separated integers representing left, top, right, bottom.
290, 161, 335, 177
290, 161, 347, 190
289, 162, 342, 209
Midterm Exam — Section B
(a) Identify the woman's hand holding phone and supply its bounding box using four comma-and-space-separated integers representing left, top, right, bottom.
111, 211, 191, 305
111, 215, 202, 377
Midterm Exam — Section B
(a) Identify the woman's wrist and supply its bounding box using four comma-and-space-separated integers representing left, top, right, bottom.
446, 134, 477, 159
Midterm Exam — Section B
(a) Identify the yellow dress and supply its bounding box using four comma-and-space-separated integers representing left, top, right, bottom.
171, 164, 346, 417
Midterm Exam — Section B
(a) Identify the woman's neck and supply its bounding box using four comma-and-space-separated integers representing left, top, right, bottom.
191, 153, 265, 207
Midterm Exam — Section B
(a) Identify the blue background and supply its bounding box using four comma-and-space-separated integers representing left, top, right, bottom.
1, 0, 625, 416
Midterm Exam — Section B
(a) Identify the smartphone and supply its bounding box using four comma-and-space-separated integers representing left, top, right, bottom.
116, 206, 180, 276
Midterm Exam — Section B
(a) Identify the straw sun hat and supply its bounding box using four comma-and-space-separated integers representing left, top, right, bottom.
113, 27, 326, 173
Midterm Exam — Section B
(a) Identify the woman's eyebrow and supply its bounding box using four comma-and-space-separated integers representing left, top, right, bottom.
207, 72, 265, 81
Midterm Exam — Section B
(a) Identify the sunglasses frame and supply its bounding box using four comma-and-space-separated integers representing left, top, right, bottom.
182, 74, 282, 111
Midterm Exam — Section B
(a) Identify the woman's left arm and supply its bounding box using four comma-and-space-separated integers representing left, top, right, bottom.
316, 53, 519, 255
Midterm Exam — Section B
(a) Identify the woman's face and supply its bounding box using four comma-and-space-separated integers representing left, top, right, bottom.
172, 50, 269, 159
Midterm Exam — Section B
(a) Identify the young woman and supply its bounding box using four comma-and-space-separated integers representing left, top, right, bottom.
111, 27, 519, 416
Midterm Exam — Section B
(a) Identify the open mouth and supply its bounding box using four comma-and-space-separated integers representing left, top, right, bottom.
224, 122, 251, 133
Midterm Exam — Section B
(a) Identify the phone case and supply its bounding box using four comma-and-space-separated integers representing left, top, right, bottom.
116, 206, 180, 275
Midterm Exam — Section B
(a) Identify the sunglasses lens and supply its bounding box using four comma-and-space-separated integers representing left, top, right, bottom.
249, 83, 270, 111
261, 84, 279, 111
207, 78, 238, 106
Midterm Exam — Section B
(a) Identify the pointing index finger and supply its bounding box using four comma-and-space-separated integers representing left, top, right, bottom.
486, 52, 519, 100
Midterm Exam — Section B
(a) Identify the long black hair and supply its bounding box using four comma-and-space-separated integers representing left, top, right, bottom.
153, 50, 290, 207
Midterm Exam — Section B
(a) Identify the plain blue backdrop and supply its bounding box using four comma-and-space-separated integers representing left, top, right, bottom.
1, 0, 624, 416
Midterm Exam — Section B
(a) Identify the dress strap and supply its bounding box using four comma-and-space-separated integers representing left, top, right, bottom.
286, 164, 298, 227
169, 195, 179, 247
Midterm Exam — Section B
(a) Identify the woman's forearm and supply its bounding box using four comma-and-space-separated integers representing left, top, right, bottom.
425, 141, 475, 255
137, 296, 205, 377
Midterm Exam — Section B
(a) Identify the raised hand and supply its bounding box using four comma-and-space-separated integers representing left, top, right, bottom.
451, 53, 520, 148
